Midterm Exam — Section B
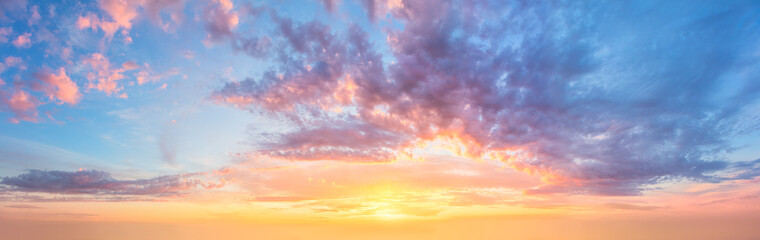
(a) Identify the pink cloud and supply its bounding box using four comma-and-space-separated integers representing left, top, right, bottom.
61, 47, 73, 60
357, 0, 403, 22
320, 0, 336, 13
98, 0, 139, 29
82, 53, 139, 96
142, 0, 186, 32
76, 14, 97, 29
0, 27, 11, 43
11, 33, 31, 48
77, 0, 188, 38
135, 65, 179, 85
76, 13, 121, 37
0, 88, 39, 123
32, 68, 81, 105
4, 56, 22, 67
121, 61, 139, 71
203, 0, 239, 45
0, 56, 23, 74
27, 5, 41, 25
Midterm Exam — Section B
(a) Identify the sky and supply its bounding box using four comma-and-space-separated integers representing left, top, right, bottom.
1, 0, 760, 239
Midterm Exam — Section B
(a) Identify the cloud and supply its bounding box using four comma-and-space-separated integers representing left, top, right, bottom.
11, 32, 30, 48
0, 56, 23, 74
357, 0, 404, 21
258, 121, 407, 162
213, 0, 760, 195
26, 5, 40, 25
135, 65, 179, 85
77, 0, 188, 38
0, 27, 11, 43
76, 13, 120, 37
213, 18, 370, 113
605, 203, 666, 211
0, 169, 228, 198
98, 0, 138, 29
203, 0, 239, 45
121, 61, 139, 70
231, 36, 270, 58
141, 0, 186, 32
0, 66, 76, 123
32, 68, 81, 105
4, 56, 21, 67
82, 53, 142, 97
320, 0, 336, 13
82, 53, 124, 95
0, 88, 39, 123
5, 204, 41, 209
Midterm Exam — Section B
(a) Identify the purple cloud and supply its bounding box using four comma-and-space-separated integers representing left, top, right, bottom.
5, 204, 41, 209
212, 0, 760, 195
1, 169, 226, 197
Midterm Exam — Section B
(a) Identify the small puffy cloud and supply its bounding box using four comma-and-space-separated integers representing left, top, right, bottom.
121, 61, 139, 70
4, 56, 21, 67
76, 13, 121, 37
203, 0, 239, 44
357, 0, 403, 22
77, 0, 188, 38
142, 0, 186, 32
181, 50, 194, 59
0, 27, 11, 43
135, 65, 179, 85
83, 53, 123, 95
11, 32, 31, 48
320, 0, 336, 13
0, 56, 23, 74
82, 53, 141, 96
0, 88, 39, 123
76, 14, 98, 29
32, 68, 81, 105
27, 5, 40, 25
98, 0, 138, 29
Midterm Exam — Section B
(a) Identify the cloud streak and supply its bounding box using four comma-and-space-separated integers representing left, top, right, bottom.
0, 169, 227, 198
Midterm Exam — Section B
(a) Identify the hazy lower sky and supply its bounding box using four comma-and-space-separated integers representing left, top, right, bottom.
1, 0, 760, 239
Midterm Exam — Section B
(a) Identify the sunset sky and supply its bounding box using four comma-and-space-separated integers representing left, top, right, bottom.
1, 0, 760, 239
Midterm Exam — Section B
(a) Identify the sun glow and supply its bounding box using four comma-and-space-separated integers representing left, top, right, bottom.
398, 132, 530, 165
399, 132, 484, 161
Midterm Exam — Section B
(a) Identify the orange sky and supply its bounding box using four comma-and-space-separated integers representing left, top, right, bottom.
3, 0, 760, 239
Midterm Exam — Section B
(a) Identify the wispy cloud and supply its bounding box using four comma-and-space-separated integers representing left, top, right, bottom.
0, 169, 228, 200
5, 204, 42, 209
